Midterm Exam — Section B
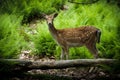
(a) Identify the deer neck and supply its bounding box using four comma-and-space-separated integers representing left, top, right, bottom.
48, 22, 58, 38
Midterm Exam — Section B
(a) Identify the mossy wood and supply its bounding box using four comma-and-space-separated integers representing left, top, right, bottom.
0, 59, 116, 72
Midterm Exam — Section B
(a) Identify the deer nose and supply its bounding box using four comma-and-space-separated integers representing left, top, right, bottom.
48, 23, 52, 27
47, 20, 52, 24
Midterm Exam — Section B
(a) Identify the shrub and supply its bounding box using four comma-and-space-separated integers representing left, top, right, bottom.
0, 14, 24, 58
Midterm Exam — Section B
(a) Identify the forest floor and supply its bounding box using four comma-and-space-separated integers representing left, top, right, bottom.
27, 67, 120, 80
1, 54, 120, 80
1, 51, 120, 80
1, 67, 120, 80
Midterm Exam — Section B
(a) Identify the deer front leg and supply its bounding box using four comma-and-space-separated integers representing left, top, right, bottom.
61, 47, 65, 60
65, 47, 69, 60
61, 46, 69, 60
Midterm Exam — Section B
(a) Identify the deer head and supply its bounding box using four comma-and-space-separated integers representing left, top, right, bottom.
43, 13, 58, 25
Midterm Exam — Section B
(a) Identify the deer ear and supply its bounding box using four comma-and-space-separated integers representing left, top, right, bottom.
53, 13, 58, 18
42, 13, 47, 19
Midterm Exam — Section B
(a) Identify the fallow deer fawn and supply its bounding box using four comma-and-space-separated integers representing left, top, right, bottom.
43, 13, 101, 59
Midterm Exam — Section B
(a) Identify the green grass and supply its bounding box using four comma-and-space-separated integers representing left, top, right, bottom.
0, 0, 120, 59
0, 14, 24, 58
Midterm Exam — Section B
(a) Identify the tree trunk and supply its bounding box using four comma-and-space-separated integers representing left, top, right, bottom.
0, 59, 116, 71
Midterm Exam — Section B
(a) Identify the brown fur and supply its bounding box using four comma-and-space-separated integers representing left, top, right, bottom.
44, 13, 101, 59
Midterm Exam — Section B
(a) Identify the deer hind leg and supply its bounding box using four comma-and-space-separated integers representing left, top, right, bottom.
86, 43, 99, 73
86, 43, 98, 58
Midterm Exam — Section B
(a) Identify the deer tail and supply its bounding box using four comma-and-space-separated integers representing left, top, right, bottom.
96, 30, 101, 43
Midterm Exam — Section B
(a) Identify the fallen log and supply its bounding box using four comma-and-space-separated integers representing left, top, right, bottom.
0, 59, 117, 71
